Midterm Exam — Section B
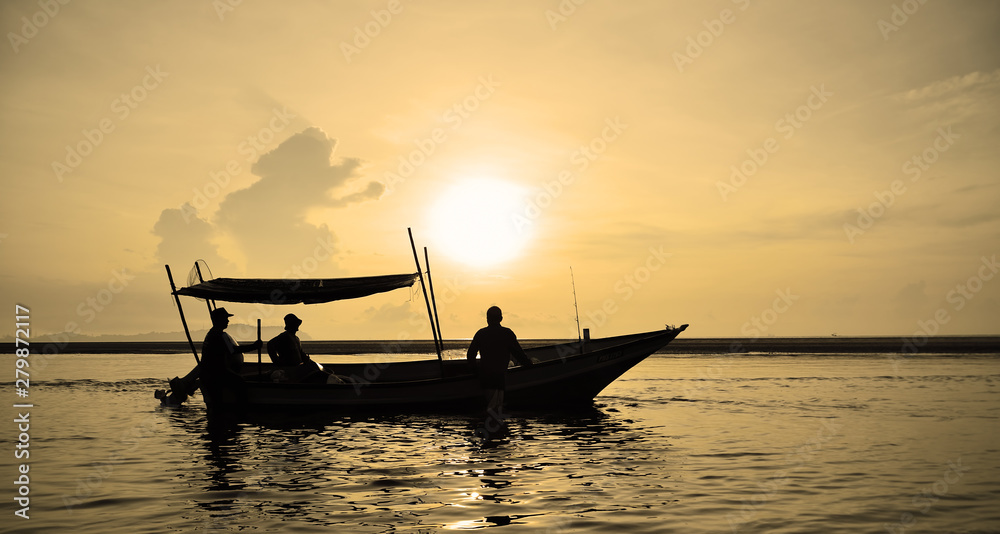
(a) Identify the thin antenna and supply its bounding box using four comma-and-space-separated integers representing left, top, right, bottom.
570, 266, 582, 343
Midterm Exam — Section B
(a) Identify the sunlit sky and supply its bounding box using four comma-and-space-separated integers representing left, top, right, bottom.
2, 1, 998, 342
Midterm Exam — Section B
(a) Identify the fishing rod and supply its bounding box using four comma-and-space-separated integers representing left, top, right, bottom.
571, 266, 582, 347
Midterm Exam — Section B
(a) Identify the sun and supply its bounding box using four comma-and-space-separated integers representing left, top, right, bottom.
428, 178, 531, 267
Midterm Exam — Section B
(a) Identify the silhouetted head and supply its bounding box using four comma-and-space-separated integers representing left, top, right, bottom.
210, 307, 233, 328
284, 313, 302, 332
486, 306, 502, 325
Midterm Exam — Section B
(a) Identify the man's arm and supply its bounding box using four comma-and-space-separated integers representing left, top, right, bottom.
236, 340, 263, 354
509, 332, 533, 367
467, 333, 480, 366
298, 341, 312, 364
266, 337, 279, 361
267, 334, 297, 365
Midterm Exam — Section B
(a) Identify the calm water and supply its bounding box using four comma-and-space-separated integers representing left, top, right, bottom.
1, 351, 998, 533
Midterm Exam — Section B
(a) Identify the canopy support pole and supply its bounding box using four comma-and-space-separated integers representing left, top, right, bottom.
408, 228, 444, 376
166, 265, 200, 365
424, 247, 444, 354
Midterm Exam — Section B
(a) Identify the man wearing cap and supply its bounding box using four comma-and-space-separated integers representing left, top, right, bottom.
267, 313, 313, 367
200, 307, 262, 403
267, 313, 339, 383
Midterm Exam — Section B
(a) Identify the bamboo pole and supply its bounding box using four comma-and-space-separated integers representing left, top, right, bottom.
408, 228, 443, 374
166, 265, 200, 365
424, 247, 444, 355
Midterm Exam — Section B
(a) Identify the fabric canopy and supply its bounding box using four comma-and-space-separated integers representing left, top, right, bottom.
173, 273, 419, 304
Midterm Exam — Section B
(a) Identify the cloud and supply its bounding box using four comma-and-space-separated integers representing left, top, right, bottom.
893, 69, 1000, 126
952, 182, 999, 195
362, 300, 420, 324
213, 127, 384, 274
898, 69, 1000, 103
152, 203, 236, 275
939, 210, 1000, 229
153, 128, 385, 276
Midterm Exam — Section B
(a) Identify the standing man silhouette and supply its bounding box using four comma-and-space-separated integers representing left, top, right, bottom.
200, 307, 262, 404
467, 306, 534, 436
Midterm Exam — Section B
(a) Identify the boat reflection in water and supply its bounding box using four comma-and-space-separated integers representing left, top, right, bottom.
166, 403, 667, 532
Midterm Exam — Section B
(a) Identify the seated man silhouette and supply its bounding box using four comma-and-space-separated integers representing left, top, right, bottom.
467, 306, 534, 436
267, 314, 346, 384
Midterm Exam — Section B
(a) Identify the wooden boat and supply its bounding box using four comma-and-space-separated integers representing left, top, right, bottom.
156, 234, 687, 412
165, 325, 687, 411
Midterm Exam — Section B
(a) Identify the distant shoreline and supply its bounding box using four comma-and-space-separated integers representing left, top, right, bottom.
3, 336, 998, 355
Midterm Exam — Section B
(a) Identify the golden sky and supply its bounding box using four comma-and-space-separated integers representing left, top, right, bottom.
1, 1, 998, 341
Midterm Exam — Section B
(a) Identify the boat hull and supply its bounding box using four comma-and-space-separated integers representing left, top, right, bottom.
195, 325, 687, 412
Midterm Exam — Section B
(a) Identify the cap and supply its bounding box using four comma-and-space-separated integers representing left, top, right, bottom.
284, 313, 302, 327
210, 307, 234, 320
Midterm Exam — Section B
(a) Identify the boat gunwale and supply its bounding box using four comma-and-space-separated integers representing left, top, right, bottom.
238, 326, 686, 390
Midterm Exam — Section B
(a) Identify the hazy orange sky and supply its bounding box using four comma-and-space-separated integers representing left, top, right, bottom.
2, 1, 998, 342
